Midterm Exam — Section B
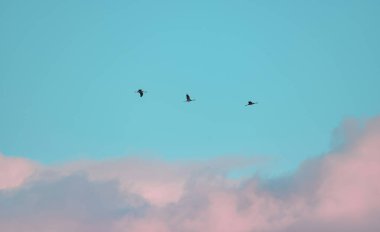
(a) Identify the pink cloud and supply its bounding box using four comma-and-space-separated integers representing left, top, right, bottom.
54, 156, 262, 207
316, 118, 380, 221
0, 154, 36, 190
1, 116, 380, 232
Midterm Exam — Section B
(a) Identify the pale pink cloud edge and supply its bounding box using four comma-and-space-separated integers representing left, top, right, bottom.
0, 116, 379, 232
0, 154, 37, 190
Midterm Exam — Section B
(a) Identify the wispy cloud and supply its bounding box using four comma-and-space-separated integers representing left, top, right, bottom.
1, 117, 380, 232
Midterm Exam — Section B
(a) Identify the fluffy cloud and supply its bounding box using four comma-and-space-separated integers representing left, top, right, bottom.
0, 154, 36, 190
1, 117, 380, 232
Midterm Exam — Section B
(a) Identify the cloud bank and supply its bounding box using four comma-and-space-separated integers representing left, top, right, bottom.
1, 117, 380, 232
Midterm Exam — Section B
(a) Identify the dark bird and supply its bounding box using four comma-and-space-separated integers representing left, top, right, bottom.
136, 89, 146, 97
185, 94, 195, 102
245, 101, 257, 106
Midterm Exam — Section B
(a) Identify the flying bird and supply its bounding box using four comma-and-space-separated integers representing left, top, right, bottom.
245, 101, 257, 106
185, 94, 195, 102
136, 89, 146, 97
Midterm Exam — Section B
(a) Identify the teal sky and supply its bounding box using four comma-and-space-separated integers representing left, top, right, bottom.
1, 0, 379, 174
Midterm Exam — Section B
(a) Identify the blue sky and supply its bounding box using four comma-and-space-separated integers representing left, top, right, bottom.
1, 0, 379, 175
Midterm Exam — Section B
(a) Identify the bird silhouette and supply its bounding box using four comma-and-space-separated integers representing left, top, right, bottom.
136, 89, 146, 97
245, 101, 257, 106
185, 94, 195, 102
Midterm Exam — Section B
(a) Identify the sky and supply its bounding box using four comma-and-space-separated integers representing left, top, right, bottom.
1, 0, 380, 231
1, 0, 380, 172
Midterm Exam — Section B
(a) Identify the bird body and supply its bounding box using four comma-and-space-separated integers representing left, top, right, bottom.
246, 101, 257, 106
186, 94, 195, 102
136, 89, 145, 97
